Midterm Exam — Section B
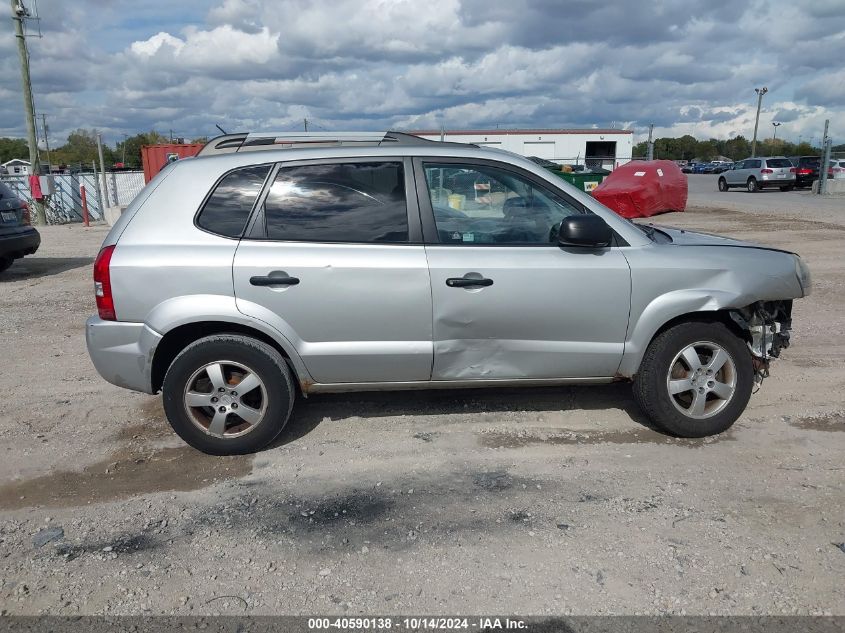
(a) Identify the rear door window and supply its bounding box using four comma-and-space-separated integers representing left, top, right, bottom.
197, 165, 271, 238
262, 162, 408, 243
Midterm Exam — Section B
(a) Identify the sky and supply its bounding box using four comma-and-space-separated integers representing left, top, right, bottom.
1, 0, 843, 147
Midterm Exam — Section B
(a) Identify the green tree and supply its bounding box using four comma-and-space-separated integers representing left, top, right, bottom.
0, 137, 29, 164
115, 130, 169, 168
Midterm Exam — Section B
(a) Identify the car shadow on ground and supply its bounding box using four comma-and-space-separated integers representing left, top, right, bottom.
270, 382, 659, 448
0, 256, 93, 281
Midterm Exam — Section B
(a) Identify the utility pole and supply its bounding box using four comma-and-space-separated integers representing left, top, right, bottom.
751, 86, 768, 158
303, 118, 308, 132
818, 119, 831, 196
11, 0, 45, 224
646, 124, 654, 161
771, 121, 781, 141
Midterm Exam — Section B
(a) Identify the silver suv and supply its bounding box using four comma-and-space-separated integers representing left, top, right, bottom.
86, 132, 810, 455
718, 156, 796, 192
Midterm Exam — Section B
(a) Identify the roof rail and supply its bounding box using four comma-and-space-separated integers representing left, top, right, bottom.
197, 130, 476, 156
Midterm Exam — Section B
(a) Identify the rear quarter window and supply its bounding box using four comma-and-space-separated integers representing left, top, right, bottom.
196, 165, 271, 238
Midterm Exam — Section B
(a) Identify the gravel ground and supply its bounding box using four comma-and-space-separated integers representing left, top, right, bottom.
0, 188, 843, 616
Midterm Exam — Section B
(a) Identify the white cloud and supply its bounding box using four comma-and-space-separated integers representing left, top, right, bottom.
0, 0, 842, 146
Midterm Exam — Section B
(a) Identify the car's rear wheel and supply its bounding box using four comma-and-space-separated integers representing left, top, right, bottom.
633, 321, 753, 438
746, 178, 759, 193
162, 334, 294, 455
0, 256, 12, 273
718, 178, 728, 192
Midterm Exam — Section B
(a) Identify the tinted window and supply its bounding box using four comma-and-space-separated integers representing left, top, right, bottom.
423, 162, 584, 245
746, 160, 761, 169
766, 158, 792, 168
263, 162, 408, 243
197, 165, 270, 237
798, 157, 820, 167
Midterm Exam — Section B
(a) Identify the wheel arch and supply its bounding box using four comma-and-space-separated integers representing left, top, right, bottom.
618, 290, 753, 379
151, 320, 311, 395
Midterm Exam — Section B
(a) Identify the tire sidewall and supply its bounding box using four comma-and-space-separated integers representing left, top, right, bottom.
718, 178, 728, 192
747, 178, 758, 192
162, 336, 293, 455
637, 322, 753, 438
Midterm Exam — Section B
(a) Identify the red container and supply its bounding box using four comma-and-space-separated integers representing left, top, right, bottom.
141, 143, 203, 183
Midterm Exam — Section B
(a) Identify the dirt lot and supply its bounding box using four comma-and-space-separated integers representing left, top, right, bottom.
1, 184, 843, 616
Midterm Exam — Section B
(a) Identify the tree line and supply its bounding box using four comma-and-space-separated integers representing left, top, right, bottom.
632, 134, 838, 162
0, 129, 209, 170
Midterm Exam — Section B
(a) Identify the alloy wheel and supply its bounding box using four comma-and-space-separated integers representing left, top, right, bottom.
666, 341, 737, 419
182, 360, 268, 438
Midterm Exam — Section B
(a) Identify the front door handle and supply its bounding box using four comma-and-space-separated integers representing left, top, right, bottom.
446, 277, 493, 288
250, 275, 300, 287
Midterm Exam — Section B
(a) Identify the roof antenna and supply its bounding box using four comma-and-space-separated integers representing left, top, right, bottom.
215, 124, 227, 135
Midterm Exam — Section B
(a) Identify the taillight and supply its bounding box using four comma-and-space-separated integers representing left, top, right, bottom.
93, 245, 116, 321
789, 167, 797, 173
761, 168, 773, 174
21, 201, 31, 225
797, 168, 813, 175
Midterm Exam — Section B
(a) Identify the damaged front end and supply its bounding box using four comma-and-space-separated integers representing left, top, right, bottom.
730, 300, 793, 385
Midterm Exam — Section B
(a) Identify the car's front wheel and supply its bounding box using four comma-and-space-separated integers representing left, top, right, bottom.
746, 178, 759, 193
633, 321, 753, 438
718, 178, 728, 192
0, 256, 13, 273
162, 334, 295, 455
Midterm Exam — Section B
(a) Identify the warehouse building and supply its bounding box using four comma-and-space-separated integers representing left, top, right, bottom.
410, 129, 633, 170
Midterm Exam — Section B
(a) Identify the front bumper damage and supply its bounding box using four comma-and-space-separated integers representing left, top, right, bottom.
730, 300, 792, 384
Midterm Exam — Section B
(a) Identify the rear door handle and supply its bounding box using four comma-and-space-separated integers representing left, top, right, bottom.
250, 275, 300, 286
446, 277, 493, 288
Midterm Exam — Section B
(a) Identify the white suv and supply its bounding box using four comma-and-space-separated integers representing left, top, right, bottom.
718, 156, 796, 192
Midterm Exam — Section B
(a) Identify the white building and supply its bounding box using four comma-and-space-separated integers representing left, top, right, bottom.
1, 159, 31, 175
411, 129, 633, 169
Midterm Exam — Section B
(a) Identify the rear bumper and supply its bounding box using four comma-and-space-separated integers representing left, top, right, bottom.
85, 316, 162, 394
759, 179, 795, 187
0, 227, 40, 259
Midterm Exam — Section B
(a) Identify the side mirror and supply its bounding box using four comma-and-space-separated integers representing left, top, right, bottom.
558, 215, 613, 248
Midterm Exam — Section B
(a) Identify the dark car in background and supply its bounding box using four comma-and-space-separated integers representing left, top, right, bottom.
0, 181, 40, 272
789, 156, 820, 188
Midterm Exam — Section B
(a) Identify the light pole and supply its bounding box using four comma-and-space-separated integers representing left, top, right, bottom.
771, 121, 781, 141
751, 86, 768, 158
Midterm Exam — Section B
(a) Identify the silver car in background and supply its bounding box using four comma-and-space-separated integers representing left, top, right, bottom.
86, 132, 810, 455
718, 156, 796, 192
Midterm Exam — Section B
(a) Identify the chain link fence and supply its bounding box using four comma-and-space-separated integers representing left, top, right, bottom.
0, 171, 146, 225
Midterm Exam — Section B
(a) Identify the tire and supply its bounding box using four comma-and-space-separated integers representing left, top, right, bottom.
0, 256, 12, 273
779, 185, 794, 192
633, 321, 753, 438
746, 178, 759, 193
161, 334, 295, 455
718, 178, 728, 192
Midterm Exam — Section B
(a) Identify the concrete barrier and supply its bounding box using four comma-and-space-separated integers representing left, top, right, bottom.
811, 179, 845, 195
104, 205, 126, 227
